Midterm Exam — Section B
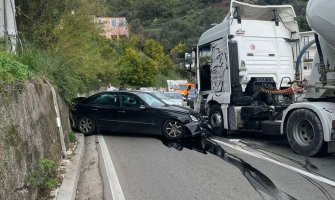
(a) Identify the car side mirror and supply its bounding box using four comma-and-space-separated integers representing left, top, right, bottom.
139, 105, 146, 109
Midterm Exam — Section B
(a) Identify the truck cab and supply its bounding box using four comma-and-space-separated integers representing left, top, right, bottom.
193, 0, 335, 156
195, 1, 299, 137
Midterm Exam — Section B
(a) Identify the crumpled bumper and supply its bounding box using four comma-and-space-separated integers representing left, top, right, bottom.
185, 121, 212, 137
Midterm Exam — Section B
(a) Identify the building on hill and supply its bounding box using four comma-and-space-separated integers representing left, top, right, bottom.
94, 17, 129, 39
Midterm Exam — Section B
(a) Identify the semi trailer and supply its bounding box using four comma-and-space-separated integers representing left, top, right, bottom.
192, 0, 335, 156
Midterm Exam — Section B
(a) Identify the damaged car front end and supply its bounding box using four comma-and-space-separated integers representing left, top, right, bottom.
184, 113, 212, 138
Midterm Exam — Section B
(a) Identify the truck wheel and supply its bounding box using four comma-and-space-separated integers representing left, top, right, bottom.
209, 105, 226, 136
286, 109, 326, 156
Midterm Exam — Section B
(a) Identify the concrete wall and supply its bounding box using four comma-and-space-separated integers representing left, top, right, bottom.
0, 79, 71, 199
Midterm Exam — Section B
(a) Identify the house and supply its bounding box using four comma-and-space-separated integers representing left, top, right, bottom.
299, 31, 316, 81
95, 17, 129, 39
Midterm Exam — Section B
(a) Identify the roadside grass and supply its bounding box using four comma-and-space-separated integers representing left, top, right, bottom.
68, 133, 77, 143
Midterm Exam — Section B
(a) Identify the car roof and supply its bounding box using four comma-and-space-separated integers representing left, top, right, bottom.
90, 90, 150, 96
91, 90, 170, 96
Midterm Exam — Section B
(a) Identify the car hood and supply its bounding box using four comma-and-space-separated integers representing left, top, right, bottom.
159, 104, 193, 114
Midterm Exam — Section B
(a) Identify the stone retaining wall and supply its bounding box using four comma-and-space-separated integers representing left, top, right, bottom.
0, 79, 71, 199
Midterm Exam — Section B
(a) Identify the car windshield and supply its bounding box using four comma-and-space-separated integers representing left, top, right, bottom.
137, 93, 166, 107
164, 93, 183, 99
150, 91, 169, 99
177, 85, 188, 90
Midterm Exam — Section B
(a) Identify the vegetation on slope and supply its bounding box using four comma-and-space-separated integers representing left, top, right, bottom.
0, 0, 309, 102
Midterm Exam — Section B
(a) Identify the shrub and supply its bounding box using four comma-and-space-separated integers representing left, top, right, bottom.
26, 159, 58, 190
68, 133, 77, 143
0, 51, 32, 85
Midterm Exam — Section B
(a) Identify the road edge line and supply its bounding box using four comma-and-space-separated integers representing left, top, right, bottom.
98, 135, 125, 200
212, 139, 335, 187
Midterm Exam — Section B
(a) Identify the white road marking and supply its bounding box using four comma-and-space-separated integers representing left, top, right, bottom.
98, 135, 125, 200
212, 139, 335, 187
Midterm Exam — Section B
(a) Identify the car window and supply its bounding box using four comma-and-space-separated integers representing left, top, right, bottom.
98, 94, 120, 107
165, 93, 183, 99
175, 93, 183, 99
120, 94, 141, 108
85, 95, 102, 105
189, 89, 196, 95
163, 93, 171, 98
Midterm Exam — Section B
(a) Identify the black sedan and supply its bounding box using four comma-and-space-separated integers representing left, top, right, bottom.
70, 91, 209, 140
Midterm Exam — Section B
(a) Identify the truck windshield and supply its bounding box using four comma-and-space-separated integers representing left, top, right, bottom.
177, 85, 188, 90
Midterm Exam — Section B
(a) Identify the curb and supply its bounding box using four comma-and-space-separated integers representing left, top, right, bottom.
57, 133, 85, 200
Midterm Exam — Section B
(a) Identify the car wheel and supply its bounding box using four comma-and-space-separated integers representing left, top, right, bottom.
209, 104, 226, 136
286, 109, 326, 156
163, 119, 184, 140
78, 117, 96, 135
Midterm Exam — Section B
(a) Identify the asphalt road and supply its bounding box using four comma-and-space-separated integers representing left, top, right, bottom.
99, 133, 335, 200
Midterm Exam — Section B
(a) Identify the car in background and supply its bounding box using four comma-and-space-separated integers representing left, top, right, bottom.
70, 91, 209, 140
186, 88, 197, 109
163, 92, 185, 106
148, 91, 183, 106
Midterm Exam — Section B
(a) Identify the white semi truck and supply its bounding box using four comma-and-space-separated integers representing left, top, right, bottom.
192, 0, 335, 156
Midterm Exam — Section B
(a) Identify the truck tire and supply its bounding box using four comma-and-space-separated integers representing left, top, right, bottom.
286, 109, 326, 156
209, 104, 226, 136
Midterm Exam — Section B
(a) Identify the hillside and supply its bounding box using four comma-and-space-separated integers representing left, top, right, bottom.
107, 0, 228, 51
107, 0, 309, 51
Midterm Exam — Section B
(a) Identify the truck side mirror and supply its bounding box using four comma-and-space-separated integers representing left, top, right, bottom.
184, 52, 192, 71
233, 6, 241, 24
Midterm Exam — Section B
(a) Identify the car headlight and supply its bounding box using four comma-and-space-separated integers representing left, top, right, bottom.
190, 114, 199, 122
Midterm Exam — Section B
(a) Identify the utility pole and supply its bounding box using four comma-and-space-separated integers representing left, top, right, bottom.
0, 0, 17, 53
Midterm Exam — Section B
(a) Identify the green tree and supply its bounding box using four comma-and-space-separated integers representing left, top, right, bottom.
170, 42, 186, 64
117, 48, 158, 86
16, 0, 115, 102
129, 19, 144, 34
143, 39, 172, 74
51, 3, 108, 89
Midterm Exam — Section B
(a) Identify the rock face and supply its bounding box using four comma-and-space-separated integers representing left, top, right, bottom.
0, 79, 71, 200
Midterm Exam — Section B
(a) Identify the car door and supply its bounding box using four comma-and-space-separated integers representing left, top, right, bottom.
92, 93, 120, 131
118, 93, 157, 134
